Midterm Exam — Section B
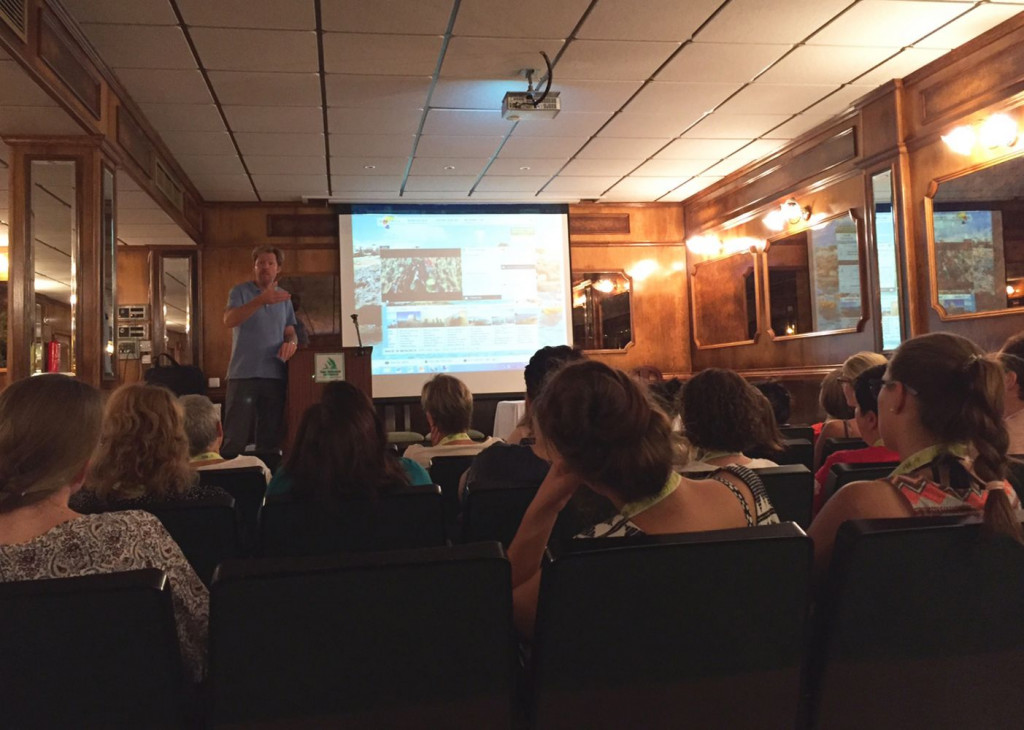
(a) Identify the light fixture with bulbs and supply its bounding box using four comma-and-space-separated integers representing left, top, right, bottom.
763, 198, 811, 231
942, 112, 1019, 155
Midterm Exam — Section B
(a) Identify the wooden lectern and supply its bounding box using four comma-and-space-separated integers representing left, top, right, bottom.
284, 345, 372, 454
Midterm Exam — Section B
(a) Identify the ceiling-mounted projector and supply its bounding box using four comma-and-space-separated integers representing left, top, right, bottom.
502, 91, 561, 121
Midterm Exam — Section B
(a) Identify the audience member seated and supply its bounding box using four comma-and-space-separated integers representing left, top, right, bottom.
507, 361, 779, 636
813, 368, 855, 443
180, 394, 271, 483
754, 379, 792, 427
267, 381, 431, 498
997, 331, 1024, 453
0, 375, 208, 681
815, 352, 888, 469
404, 374, 501, 468
464, 346, 584, 494
813, 364, 899, 516
679, 368, 784, 471
72, 384, 228, 512
809, 333, 1023, 576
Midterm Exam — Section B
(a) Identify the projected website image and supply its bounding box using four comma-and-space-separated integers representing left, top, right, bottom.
381, 249, 463, 303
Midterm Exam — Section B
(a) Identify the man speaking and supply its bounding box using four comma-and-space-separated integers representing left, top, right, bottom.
221, 245, 298, 459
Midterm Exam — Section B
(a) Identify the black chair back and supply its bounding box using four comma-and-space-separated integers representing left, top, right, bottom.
822, 461, 897, 502
429, 455, 476, 539
209, 543, 515, 728
147, 494, 240, 586
686, 464, 814, 529
259, 485, 445, 557
811, 516, 1024, 729
821, 437, 867, 462
198, 466, 268, 550
1006, 455, 1024, 503
461, 480, 538, 546
532, 524, 812, 730
780, 425, 814, 441
0, 569, 186, 728
749, 437, 813, 471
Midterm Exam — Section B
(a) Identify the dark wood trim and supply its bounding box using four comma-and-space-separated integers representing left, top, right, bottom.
267, 214, 339, 238
37, 5, 101, 119
569, 214, 631, 236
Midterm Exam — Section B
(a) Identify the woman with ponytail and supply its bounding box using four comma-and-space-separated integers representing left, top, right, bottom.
809, 333, 1023, 575
508, 360, 779, 636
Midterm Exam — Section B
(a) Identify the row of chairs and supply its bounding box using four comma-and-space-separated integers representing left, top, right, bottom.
5, 517, 1024, 728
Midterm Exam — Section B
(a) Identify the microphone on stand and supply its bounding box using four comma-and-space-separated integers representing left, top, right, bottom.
350, 313, 363, 348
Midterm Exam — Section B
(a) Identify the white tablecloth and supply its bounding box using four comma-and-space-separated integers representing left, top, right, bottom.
493, 400, 527, 441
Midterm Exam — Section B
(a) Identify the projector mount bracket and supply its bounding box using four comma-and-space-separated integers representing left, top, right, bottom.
522, 51, 554, 107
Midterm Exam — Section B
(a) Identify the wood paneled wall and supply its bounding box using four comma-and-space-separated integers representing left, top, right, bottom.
115, 246, 149, 384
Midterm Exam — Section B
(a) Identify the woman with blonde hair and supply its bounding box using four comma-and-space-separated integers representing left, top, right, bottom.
73, 384, 225, 510
0, 375, 208, 681
809, 333, 1022, 576
814, 351, 888, 469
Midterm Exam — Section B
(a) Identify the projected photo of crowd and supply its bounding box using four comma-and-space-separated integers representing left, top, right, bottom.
381, 248, 463, 303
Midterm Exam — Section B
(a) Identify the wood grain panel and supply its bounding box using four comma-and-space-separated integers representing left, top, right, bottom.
117, 107, 154, 176
205, 204, 339, 246
267, 213, 339, 238
37, 6, 101, 119
569, 203, 683, 244
569, 214, 630, 236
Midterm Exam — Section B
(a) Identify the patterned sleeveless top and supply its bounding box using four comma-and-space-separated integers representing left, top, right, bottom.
578, 465, 779, 538
886, 473, 1020, 516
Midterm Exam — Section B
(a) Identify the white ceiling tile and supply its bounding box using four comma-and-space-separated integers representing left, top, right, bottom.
113, 69, 213, 104
175, 154, 246, 176
325, 75, 432, 109
632, 159, 713, 177
485, 158, 567, 176
79, 24, 195, 69
718, 84, 840, 115
431, 80, 517, 110
499, 136, 585, 158
509, 112, 607, 138
331, 158, 411, 176
0, 62, 61, 106
761, 114, 833, 140
697, 0, 854, 44
222, 106, 324, 133
189, 28, 318, 73
234, 132, 325, 157
404, 176, 478, 192
471, 192, 549, 201
409, 157, 490, 176
177, 0, 315, 29
543, 176, 621, 195
659, 176, 722, 201
251, 174, 329, 191
726, 139, 787, 165
578, 0, 724, 42
576, 137, 667, 159
916, 4, 1024, 49
208, 72, 322, 106
600, 113, 702, 138
683, 114, 792, 139
196, 190, 260, 202
809, 1, 974, 48
474, 176, 551, 192
552, 80, 646, 113
802, 85, 875, 117
453, 0, 590, 38
0, 107, 84, 136
62, 0, 176, 25
605, 177, 687, 200
657, 42, 793, 83
190, 174, 254, 192
139, 104, 224, 132
555, 40, 680, 81
331, 134, 416, 157
247, 156, 326, 175
422, 109, 514, 136
323, 33, 443, 76
700, 158, 751, 177
328, 108, 423, 136
855, 47, 949, 86
560, 158, 642, 177
756, 46, 899, 85
625, 82, 739, 116
416, 135, 503, 157
400, 191, 474, 200
323, 0, 453, 34
441, 37, 565, 80
331, 176, 405, 192
655, 138, 752, 160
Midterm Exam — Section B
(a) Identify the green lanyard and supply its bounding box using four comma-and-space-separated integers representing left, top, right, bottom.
190, 452, 223, 463
438, 432, 471, 446
889, 443, 969, 477
619, 471, 682, 520
698, 450, 744, 463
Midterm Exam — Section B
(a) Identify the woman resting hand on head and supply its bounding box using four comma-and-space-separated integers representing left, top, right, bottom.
507, 361, 779, 638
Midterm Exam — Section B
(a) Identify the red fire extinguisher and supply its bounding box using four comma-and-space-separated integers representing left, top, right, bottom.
47, 340, 61, 373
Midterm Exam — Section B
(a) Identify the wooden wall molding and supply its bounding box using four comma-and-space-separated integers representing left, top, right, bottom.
569, 213, 631, 236
37, 5, 101, 119
267, 213, 339, 238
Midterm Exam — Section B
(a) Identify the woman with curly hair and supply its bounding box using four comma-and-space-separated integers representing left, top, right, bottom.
72, 384, 226, 511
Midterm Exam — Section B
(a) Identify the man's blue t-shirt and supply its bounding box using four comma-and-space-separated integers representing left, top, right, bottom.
226, 281, 297, 380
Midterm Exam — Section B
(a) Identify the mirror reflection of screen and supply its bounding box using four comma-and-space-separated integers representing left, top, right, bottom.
932, 210, 1002, 315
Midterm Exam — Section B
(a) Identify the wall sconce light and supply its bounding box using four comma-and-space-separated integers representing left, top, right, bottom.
941, 125, 976, 155
979, 113, 1018, 149
763, 199, 810, 231
0, 250, 8, 282
685, 234, 723, 256
723, 237, 767, 255
763, 209, 786, 232
592, 278, 615, 293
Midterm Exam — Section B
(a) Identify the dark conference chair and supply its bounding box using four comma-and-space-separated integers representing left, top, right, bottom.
821, 437, 868, 463
209, 542, 516, 728
810, 516, 1024, 729
258, 485, 445, 557
531, 523, 812, 730
0, 569, 188, 728
822, 461, 898, 502
780, 425, 815, 442
147, 494, 241, 586
429, 454, 476, 539
749, 437, 814, 471
461, 479, 539, 546
687, 464, 814, 529
198, 466, 268, 550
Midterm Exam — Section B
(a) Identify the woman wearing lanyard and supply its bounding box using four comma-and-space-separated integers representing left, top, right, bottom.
808, 332, 1023, 577
508, 361, 779, 638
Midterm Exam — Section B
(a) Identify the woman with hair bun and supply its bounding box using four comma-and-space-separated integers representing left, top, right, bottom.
814, 352, 889, 469
809, 332, 1023, 575
508, 360, 778, 636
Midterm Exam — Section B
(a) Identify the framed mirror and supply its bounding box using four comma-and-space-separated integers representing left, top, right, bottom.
571, 271, 633, 351
871, 169, 905, 350
763, 210, 865, 339
927, 153, 1024, 318
100, 165, 117, 381
691, 251, 758, 348
154, 252, 197, 365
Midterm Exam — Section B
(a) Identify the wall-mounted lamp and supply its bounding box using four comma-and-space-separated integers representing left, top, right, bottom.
943, 113, 1019, 155
685, 234, 723, 256
686, 234, 766, 257
763, 198, 811, 231
592, 278, 615, 293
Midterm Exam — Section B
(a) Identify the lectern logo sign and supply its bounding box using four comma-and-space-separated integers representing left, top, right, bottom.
313, 353, 346, 383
